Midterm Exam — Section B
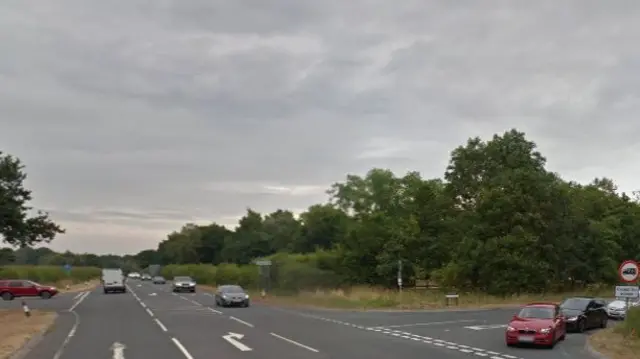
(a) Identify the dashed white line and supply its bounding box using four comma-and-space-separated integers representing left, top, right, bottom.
270, 333, 319, 353
155, 319, 168, 332
68, 291, 90, 312
207, 307, 222, 314
146, 308, 154, 317
140, 302, 147, 308
172, 338, 194, 359
230, 316, 254, 328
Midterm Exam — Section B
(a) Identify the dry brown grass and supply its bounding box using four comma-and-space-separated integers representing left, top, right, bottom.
0, 309, 56, 359
589, 326, 640, 359
54, 279, 99, 293
198, 285, 612, 310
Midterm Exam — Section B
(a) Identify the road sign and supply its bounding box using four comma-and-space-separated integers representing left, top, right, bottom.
615, 285, 639, 298
63, 264, 72, 273
619, 260, 639, 283
255, 260, 272, 266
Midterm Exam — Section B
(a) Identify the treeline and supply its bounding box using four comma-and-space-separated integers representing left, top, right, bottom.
0, 246, 138, 270
132, 129, 640, 296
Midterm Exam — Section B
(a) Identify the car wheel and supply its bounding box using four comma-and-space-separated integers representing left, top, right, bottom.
578, 319, 586, 333
1, 292, 13, 301
600, 317, 607, 328
40, 291, 52, 299
559, 331, 566, 341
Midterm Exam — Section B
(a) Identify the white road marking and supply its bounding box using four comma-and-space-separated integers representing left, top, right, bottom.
270, 332, 319, 352
69, 291, 90, 312
72, 292, 83, 300
222, 332, 252, 351
146, 308, 154, 317
207, 307, 222, 314
172, 338, 195, 359
464, 324, 508, 331
154, 319, 168, 332
111, 342, 126, 359
230, 316, 254, 328
374, 319, 477, 329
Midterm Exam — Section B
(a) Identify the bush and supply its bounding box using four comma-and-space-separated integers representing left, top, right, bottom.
161, 263, 259, 288
615, 306, 640, 340
0, 265, 101, 283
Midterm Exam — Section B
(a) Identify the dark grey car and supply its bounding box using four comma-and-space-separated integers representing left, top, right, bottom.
215, 285, 250, 307
152, 276, 166, 284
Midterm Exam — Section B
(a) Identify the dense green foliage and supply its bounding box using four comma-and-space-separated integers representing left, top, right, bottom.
0, 151, 65, 247
614, 306, 640, 340
0, 265, 101, 284
135, 130, 640, 295
3, 130, 640, 296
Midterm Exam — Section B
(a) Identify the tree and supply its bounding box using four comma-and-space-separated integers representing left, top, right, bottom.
0, 151, 65, 247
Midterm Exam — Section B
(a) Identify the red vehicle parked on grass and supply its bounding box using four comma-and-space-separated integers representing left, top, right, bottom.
505, 302, 566, 348
0, 279, 59, 301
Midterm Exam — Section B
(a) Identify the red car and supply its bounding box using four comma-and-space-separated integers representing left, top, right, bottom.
505, 302, 566, 348
0, 279, 59, 300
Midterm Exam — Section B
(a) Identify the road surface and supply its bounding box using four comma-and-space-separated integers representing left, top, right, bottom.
14, 281, 605, 359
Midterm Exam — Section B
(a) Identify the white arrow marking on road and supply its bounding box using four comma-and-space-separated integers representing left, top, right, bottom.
111, 342, 126, 359
149, 293, 157, 296
222, 332, 252, 351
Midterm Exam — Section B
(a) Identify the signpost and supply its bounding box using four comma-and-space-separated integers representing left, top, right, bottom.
397, 259, 403, 293
255, 260, 272, 298
617, 260, 639, 310
63, 264, 72, 276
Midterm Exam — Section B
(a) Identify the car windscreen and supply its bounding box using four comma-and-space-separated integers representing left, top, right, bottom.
220, 285, 244, 293
560, 298, 590, 310
518, 307, 554, 319
174, 277, 192, 282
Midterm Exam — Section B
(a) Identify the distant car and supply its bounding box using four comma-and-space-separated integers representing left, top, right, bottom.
141, 274, 152, 281
215, 285, 250, 307
505, 303, 566, 348
559, 297, 607, 332
152, 276, 166, 284
0, 280, 59, 301
172, 276, 196, 293
128, 272, 141, 279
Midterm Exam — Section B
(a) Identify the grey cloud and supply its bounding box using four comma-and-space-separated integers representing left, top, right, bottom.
1, 0, 640, 254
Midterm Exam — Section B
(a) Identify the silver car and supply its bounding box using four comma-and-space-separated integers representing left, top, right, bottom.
172, 276, 196, 293
607, 298, 640, 319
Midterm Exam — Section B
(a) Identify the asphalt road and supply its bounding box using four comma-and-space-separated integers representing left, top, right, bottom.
15, 281, 609, 359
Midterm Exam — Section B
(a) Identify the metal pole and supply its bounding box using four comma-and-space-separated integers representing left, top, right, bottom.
397, 259, 403, 293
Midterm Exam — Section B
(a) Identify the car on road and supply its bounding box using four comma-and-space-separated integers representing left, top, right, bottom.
505, 302, 566, 348
0, 279, 59, 301
102, 268, 126, 294
172, 276, 196, 293
152, 276, 166, 284
128, 272, 141, 279
607, 297, 640, 320
559, 297, 607, 332
141, 273, 152, 281
215, 285, 250, 307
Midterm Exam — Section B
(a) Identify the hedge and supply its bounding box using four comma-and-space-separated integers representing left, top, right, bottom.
160, 251, 347, 292
615, 306, 640, 340
0, 265, 101, 283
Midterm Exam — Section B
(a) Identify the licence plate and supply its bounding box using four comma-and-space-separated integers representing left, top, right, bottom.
519, 335, 534, 343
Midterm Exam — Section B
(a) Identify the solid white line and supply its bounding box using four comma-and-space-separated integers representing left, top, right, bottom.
140, 302, 147, 308
146, 308, 154, 317
207, 307, 222, 314
72, 292, 83, 300
230, 316, 254, 328
155, 319, 168, 332
270, 333, 319, 352
69, 291, 90, 312
172, 338, 194, 359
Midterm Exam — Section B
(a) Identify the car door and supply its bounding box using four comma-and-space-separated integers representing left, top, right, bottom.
8, 280, 28, 297
554, 305, 566, 337
593, 300, 607, 323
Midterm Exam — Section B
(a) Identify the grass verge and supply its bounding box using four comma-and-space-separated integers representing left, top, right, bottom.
54, 279, 99, 293
0, 309, 57, 359
589, 326, 640, 359
197, 285, 613, 310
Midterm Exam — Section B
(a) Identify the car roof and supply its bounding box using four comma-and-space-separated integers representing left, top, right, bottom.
523, 302, 556, 308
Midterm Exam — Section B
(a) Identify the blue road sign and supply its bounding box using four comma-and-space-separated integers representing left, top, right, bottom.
63, 264, 72, 273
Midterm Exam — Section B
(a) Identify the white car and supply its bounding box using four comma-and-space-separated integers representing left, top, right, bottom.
607, 298, 640, 319
128, 272, 141, 279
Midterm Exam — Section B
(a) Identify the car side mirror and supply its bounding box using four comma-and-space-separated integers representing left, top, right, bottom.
512, 315, 518, 320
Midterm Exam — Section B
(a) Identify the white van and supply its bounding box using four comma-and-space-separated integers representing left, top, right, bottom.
102, 268, 126, 294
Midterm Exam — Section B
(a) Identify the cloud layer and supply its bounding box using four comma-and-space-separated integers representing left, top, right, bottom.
1, 0, 640, 254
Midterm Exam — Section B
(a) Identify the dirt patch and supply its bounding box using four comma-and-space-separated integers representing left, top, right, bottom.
0, 309, 56, 359
55, 279, 99, 293
589, 326, 640, 359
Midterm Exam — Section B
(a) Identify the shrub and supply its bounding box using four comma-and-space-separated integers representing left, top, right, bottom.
0, 265, 101, 283
615, 306, 640, 340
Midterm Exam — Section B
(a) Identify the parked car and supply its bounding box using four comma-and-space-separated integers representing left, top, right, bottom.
559, 297, 608, 332
172, 276, 196, 293
152, 276, 166, 284
0, 279, 59, 300
505, 302, 566, 348
215, 285, 250, 307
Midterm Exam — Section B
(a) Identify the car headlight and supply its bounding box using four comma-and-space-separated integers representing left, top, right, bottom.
507, 326, 517, 332
189, 282, 195, 286
567, 316, 577, 322
245, 294, 250, 299
540, 328, 551, 334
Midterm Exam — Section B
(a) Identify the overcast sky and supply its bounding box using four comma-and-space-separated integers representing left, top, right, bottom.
1, 1, 639, 254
